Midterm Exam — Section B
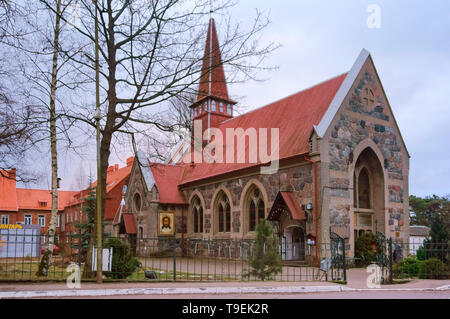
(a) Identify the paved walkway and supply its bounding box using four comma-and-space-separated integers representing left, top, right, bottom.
0, 268, 449, 298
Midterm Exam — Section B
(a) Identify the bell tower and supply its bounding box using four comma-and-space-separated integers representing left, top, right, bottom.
191, 18, 236, 142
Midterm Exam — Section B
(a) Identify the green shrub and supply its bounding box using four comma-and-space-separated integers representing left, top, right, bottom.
418, 258, 448, 279
393, 257, 422, 279
355, 232, 377, 267
416, 245, 426, 261
103, 237, 141, 279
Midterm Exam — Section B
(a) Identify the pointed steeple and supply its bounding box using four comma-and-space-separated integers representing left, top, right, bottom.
190, 18, 237, 142
197, 18, 229, 101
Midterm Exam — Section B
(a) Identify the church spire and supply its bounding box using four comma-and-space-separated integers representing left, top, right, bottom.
190, 18, 236, 142
197, 18, 229, 101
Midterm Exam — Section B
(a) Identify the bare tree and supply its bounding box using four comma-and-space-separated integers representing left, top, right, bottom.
38, 0, 278, 277
0, 1, 41, 183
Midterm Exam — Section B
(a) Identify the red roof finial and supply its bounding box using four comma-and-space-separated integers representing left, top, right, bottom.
197, 18, 229, 101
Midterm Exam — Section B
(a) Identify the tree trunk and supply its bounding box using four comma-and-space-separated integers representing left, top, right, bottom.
37, 0, 61, 277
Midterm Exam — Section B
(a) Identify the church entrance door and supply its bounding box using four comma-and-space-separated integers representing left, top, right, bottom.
282, 225, 305, 261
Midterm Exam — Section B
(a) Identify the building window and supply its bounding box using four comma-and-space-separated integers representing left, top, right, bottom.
39, 201, 47, 207
219, 102, 224, 112
247, 187, 265, 232
355, 167, 371, 209
192, 196, 203, 234
74, 210, 78, 222
139, 226, 144, 239
1, 215, 9, 225
24, 215, 32, 225
38, 215, 45, 227
227, 104, 232, 115
215, 191, 231, 233
134, 193, 142, 212
211, 100, 216, 112
56, 215, 60, 227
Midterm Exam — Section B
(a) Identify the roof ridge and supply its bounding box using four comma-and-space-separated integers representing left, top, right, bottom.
221, 72, 348, 125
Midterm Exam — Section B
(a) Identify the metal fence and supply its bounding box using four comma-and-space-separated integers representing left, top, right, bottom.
0, 231, 335, 282
390, 241, 449, 281
370, 232, 450, 283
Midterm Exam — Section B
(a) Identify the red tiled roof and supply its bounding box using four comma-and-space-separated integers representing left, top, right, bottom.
180, 73, 348, 185
268, 191, 306, 221
16, 189, 78, 211
122, 213, 137, 234
197, 18, 230, 102
280, 192, 306, 220
90, 161, 133, 194
149, 162, 187, 205
0, 169, 18, 211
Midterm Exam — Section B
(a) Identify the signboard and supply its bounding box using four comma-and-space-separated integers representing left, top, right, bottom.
0, 225, 41, 258
158, 211, 175, 236
92, 247, 113, 272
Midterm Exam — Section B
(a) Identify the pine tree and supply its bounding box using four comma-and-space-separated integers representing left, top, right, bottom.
74, 175, 96, 278
424, 214, 449, 263
247, 219, 281, 281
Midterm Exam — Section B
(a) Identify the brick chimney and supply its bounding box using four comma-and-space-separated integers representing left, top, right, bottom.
126, 157, 134, 167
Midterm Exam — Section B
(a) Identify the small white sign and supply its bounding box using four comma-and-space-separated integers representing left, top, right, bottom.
92, 247, 113, 272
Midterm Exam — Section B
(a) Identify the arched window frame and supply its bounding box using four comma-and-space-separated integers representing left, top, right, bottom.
247, 188, 265, 232
215, 192, 231, 234
354, 166, 373, 209
191, 197, 203, 234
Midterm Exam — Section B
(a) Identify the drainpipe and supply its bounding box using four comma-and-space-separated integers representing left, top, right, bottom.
181, 206, 185, 257
304, 154, 319, 265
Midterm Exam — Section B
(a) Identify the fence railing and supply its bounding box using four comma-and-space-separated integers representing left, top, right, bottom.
2, 229, 446, 283
390, 241, 449, 280
0, 231, 334, 282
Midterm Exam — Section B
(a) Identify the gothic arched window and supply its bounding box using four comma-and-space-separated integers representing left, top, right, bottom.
247, 187, 265, 232
358, 168, 371, 209
215, 191, 231, 233
192, 196, 203, 233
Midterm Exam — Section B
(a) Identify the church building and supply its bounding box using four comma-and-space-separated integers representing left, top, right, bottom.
119, 18, 410, 263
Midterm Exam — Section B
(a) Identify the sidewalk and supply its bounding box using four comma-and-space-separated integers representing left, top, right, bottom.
0, 268, 449, 298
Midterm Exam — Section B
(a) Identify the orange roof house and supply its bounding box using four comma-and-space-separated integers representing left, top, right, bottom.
0, 157, 134, 237
0, 169, 18, 212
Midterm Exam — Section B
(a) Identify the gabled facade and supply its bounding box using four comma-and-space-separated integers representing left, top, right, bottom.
122, 20, 410, 263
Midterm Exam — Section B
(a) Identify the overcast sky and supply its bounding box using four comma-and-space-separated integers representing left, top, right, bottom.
22, 0, 450, 198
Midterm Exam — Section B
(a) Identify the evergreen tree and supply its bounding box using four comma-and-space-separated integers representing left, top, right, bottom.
247, 219, 281, 281
424, 214, 449, 263
73, 175, 96, 278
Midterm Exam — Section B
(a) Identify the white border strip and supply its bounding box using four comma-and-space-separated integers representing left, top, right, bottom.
0, 286, 353, 299
315, 48, 370, 138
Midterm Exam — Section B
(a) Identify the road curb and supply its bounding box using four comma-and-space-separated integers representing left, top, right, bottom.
0, 285, 353, 299
1, 284, 449, 298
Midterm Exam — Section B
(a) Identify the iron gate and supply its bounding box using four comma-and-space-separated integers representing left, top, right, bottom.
330, 231, 346, 282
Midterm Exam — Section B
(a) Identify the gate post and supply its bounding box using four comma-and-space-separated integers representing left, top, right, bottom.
342, 237, 347, 282
388, 237, 393, 284
173, 243, 177, 281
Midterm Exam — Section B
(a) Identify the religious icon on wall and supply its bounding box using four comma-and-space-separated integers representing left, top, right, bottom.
158, 211, 175, 236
